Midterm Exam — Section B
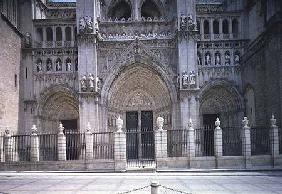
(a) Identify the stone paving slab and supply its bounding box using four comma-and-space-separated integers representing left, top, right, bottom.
0, 172, 282, 194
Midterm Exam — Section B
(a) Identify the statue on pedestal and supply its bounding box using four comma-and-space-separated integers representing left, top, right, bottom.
88, 73, 95, 91
182, 71, 189, 88
80, 75, 87, 91
189, 71, 196, 86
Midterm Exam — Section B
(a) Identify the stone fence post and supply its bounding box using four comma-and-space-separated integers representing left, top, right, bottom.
57, 123, 66, 161
114, 116, 126, 171
214, 118, 222, 168
0, 133, 4, 162
30, 125, 40, 162
270, 115, 279, 167
242, 117, 251, 168
187, 118, 195, 160
85, 123, 94, 160
4, 130, 14, 162
155, 117, 167, 169
151, 181, 160, 194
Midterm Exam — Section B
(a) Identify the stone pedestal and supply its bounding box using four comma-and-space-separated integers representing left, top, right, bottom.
57, 124, 66, 161
270, 115, 279, 166
4, 131, 13, 162
114, 132, 126, 171
85, 131, 94, 160
0, 135, 4, 162
242, 117, 251, 168
30, 126, 40, 162
187, 119, 195, 160
155, 130, 167, 169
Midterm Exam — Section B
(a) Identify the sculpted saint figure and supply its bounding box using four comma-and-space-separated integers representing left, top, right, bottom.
80, 75, 87, 91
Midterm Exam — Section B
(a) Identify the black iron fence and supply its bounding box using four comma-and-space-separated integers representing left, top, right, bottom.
279, 128, 282, 155
65, 131, 86, 160
93, 132, 114, 159
222, 127, 242, 156
11, 134, 31, 162
251, 127, 270, 155
167, 129, 188, 157
195, 127, 214, 157
38, 133, 58, 161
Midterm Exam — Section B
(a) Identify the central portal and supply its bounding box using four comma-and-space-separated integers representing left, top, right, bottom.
126, 111, 155, 166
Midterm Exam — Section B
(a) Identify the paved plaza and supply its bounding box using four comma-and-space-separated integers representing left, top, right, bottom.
0, 171, 282, 194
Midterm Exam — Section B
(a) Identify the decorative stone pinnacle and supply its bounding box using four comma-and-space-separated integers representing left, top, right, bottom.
215, 118, 220, 128
242, 117, 249, 128
31, 124, 38, 135
188, 118, 193, 128
270, 114, 277, 127
157, 116, 164, 131
58, 122, 64, 134
116, 116, 123, 133
86, 122, 91, 132
5, 129, 10, 136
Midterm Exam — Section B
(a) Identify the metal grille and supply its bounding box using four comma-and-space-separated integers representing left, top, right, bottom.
222, 127, 242, 156
167, 129, 188, 157
38, 133, 58, 161
195, 127, 214, 157
93, 132, 114, 159
11, 134, 31, 162
251, 127, 270, 155
65, 131, 86, 160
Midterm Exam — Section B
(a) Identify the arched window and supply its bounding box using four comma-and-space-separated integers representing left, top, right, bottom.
56, 27, 62, 41
65, 27, 72, 41
141, 0, 161, 19
224, 51, 231, 65
46, 27, 53, 41
232, 19, 239, 34
55, 58, 62, 71
222, 19, 229, 34
213, 20, 219, 34
204, 20, 210, 34
65, 58, 72, 71
215, 52, 221, 65
46, 58, 53, 71
205, 52, 211, 66
108, 0, 131, 20
245, 86, 256, 126
197, 20, 201, 34
36, 28, 43, 42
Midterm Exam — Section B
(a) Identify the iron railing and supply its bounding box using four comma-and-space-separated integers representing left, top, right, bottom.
93, 132, 114, 159
251, 127, 270, 155
167, 129, 188, 157
195, 127, 214, 157
64, 131, 86, 160
279, 128, 282, 155
11, 134, 31, 162
222, 127, 242, 156
38, 133, 58, 161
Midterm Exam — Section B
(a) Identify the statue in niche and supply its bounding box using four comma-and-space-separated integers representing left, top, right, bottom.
197, 54, 202, 66
95, 76, 102, 92
66, 61, 72, 71
88, 73, 95, 91
80, 75, 87, 91
205, 53, 211, 66
55, 60, 62, 71
182, 71, 189, 88
36, 61, 42, 72
79, 17, 86, 33
79, 16, 93, 34
225, 52, 231, 65
189, 71, 196, 86
215, 53, 221, 65
46, 60, 53, 71
180, 14, 188, 30
234, 53, 240, 65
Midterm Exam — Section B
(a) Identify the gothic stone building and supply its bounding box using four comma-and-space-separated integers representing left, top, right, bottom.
0, 0, 282, 168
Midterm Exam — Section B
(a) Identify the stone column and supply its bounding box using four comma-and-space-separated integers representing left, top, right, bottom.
4, 130, 14, 162
242, 117, 251, 168
187, 118, 195, 160
57, 123, 66, 161
214, 118, 222, 168
85, 123, 94, 160
30, 125, 40, 162
151, 181, 160, 194
270, 115, 279, 166
114, 116, 126, 171
155, 117, 167, 169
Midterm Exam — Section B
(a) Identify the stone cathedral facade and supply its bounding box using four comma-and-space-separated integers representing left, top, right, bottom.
0, 0, 282, 134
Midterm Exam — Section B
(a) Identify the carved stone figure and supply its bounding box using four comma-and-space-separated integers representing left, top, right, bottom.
116, 116, 123, 132
80, 75, 87, 91
189, 71, 196, 86
225, 52, 231, 65
36, 61, 42, 72
66, 61, 72, 71
215, 53, 221, 65
180, 14, 188, 30
182, 71, 189, 87
95, 76, 101, 92
157, 116, 164, 131
234, 53, 240, 65
88, 73, 95, 91
205, 53, 211, 66
197, 54, 202, 66
79, 16, 93, 34
46, 60, 53, 71
55, 60, 62, 71
79, 17, 86, 33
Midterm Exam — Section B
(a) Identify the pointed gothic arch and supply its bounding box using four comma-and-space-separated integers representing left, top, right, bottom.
140, 0, 162, 18
108, 0, 132, 20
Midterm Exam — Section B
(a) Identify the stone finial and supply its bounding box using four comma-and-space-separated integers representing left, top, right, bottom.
215, 118, 220, 128
242, 117, 249, 128
4, 129, 10, 136
188, 118, 193, 128
270, 114, 277, 127
31, 124, 38, 135
116, 116, 123, 133
86, 122, 91, 132
58, 122, 64, 134
157, 116, 164, 131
